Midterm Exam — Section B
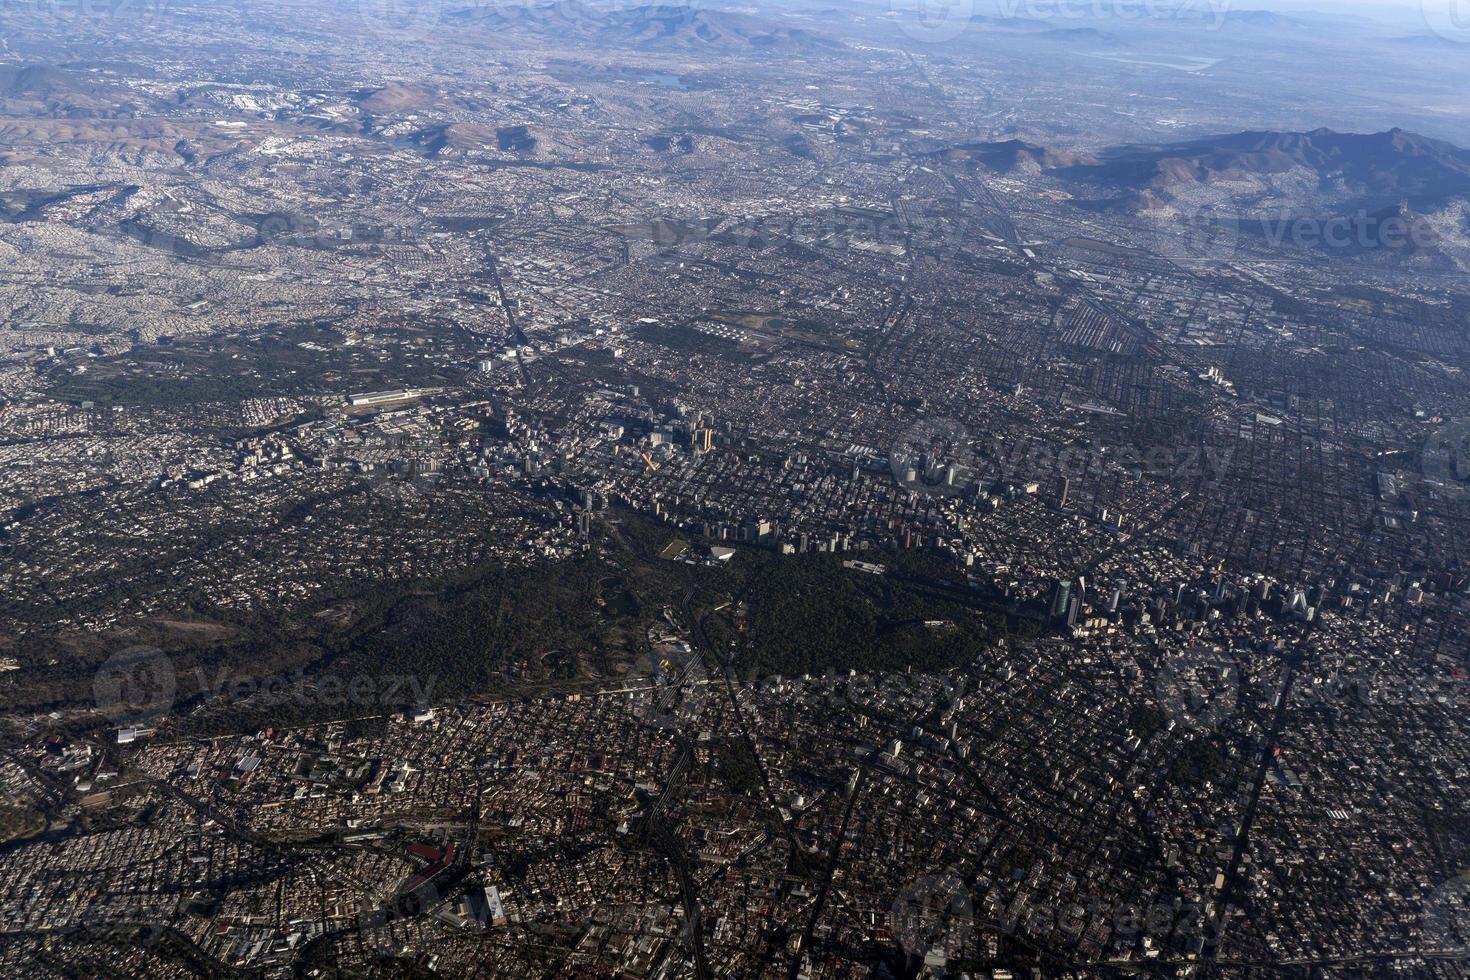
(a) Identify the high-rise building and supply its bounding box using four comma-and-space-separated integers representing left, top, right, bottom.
1051, 580, 1072, 619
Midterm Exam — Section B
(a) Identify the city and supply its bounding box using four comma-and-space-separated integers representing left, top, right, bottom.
1, 0, 1469, 976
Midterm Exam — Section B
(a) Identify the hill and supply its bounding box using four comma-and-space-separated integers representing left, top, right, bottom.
1072, 128, 1470, 208
443, 3, 845, 51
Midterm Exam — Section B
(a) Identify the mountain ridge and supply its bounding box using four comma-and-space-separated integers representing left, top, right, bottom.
443, 3, 845, 51
950, 127, 1470, 210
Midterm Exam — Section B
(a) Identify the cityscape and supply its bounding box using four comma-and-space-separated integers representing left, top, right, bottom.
1, 0, 1470, 976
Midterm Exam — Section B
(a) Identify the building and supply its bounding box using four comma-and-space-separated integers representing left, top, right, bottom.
347, 388, 431, 409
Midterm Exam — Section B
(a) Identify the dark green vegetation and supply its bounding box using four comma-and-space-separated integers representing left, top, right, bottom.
0, 802, 45, 844
631, 319, 759, 364
733, 550, 1004, 678
1168, 737, 1229, 788
3, 508, 1015, 741
46, 368, 272, 408
713, 738, 763, 796
1127, 702, 1169, 740
43, 319, 481, 408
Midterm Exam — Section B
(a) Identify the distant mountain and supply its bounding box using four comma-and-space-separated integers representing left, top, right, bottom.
1387, 32, 1467, 48
1068, 128, 1470, 209
0, 63, 144, 114
1038, 27, 1119, 44
966, 13, 1052, 30
927, 128, 1470, 264
1064, 6, 1306, 28
443, 3, 844, 51
952, 5, 1303, 32
0, 65, 76, 98
1213, 9, 1309, 29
